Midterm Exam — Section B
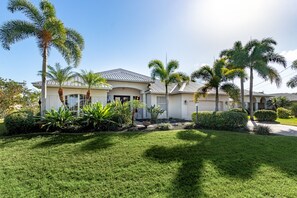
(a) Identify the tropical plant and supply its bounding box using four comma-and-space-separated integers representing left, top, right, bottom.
287, 60, 297, 88
0, 0, 84, 115
108, 100, 131, 127
244, 38, 286, 120
76, 70, 107, 104
148, 59, 189, 119
40, 63, 75, 105
191, 58, 241, 111
277, 107, 291, 119
147, 105, 165, 123
129, 100, 145, 126
42, 107, 74, 131
291, 103, 297, 117
81, 102, 115, 130
253, 125, 271, 135
267, 96, 291, 110
220, 41, 249, 110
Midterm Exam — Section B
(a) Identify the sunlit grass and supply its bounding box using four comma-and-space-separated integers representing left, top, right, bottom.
1, 130, 297, 197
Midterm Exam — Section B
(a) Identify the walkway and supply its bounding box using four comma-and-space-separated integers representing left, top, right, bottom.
248, 121, 297, 136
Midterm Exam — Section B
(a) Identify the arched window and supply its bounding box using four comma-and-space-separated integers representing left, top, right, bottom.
65, 94, 90, 115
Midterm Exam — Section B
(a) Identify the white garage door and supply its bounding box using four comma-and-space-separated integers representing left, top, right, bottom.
186, 100, 222, 120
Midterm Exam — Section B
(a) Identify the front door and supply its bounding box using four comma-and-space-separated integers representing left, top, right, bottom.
114, 95, 130, 103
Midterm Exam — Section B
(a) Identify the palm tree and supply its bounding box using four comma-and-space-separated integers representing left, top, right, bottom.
0, 0, 84, 115
76, 70, 107, 104
148, 59, 189, 119
245, 38, 286, 120
41, 63, 75, 106
220, 41, 249, 110
287, 60, 297, 88
191, 58, 241, 112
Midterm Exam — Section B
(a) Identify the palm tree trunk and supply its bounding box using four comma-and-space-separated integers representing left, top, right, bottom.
249, 67, 254, 121
240, 77, 245, 110
215, 87, 219, 112
41, 46, 47, 116
86, 89, 91, 104
165, 84, 169, 120
58, 87, 65, 105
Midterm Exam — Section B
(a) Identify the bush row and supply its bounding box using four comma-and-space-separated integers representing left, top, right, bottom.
254, 110, 277, 121
192, 111, 248, 130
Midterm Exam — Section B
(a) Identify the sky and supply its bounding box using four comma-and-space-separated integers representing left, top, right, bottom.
1, 0, 297, 94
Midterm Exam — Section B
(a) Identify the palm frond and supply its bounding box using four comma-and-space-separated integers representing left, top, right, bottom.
8, 0, 43, 26
291, 60, 297, 70
287, 75, 297, 88
191, 65, 213, 82
266, 65, 282, 87
40, 0, 56, 19
0, 20, 37, 49
66, 28, 84, 50
267, 52, 286, 67
166, 60, 179, 74
220, 83, 240, 102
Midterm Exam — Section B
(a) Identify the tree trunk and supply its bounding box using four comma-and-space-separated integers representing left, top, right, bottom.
249, 67, 254, 121
58, 87, 65, 105
215, 87, 219, 112
165, 84, 169, 120
41, 46, 47, 116
86, 89, 91, 104
240, 77, 245, 110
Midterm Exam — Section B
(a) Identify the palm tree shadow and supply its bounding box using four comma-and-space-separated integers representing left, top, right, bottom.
144, 130, 297, 197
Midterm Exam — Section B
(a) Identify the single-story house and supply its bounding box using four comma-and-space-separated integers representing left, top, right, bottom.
268, 93, 297, 102
32, 68, 271, 120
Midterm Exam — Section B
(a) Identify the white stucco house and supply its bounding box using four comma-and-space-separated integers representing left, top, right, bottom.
32, 68, 271, 120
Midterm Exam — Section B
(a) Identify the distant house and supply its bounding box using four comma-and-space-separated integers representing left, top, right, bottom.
32, 68, 271, 120
268, 93, 297, 102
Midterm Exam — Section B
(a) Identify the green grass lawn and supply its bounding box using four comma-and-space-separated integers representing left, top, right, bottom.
0, 119, 6, 135
276, 117, 297, 126
1, 130, 297, 197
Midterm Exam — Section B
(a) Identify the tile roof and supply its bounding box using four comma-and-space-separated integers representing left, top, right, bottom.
268, 93, 297, 101
98, 68, 153, 83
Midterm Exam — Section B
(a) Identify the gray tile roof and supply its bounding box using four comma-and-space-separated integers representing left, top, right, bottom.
98, 68, 153, 83
268, 93, 297, 101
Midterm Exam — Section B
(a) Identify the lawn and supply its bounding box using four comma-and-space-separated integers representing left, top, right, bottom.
276, 117, 297, 126
1, 130, 297, 197
0, 119, 6, 135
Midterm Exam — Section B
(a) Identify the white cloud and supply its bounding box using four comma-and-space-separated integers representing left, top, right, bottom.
280, 49, 297, 63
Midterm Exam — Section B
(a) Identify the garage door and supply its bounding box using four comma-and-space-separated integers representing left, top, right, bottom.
186, 100, 222, 120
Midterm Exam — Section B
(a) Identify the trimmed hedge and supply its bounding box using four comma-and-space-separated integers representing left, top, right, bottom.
192, 111, 248, 130
254, 110, 277, 121
4, 111, 36, 135
291, 104, 297, 117
277, 107, 291, 119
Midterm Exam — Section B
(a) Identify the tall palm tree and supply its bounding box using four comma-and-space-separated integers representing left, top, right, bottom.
287, 60, 297, 88
76, 70, 107, 104
148, 59, 189, 119
0, 0, 84, 115
191, 58, 242, 112
220, 41, 249, 110
245, 38, 286, 120
41, 63, 75, 106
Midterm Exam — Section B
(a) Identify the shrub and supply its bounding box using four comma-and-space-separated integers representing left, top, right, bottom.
291, 103, 297, 117
229, 108, 248, 115
81, 102, 117, 131
4, 111, 35, 134
253, 125, 271, 135
147, 105, 165, 124
156, 123, 173, 130
277, 107, 291, 119
108, 101, 131, 127
42, 107, 75, 131
254, 110, 277, 121
192, 111, 248, 130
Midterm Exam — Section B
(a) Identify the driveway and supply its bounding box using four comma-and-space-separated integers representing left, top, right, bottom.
248, 121, 297, 136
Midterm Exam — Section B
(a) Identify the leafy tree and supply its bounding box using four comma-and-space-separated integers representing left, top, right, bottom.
245, 38, 286, 120
191, 58, 241, 112
0, 0, 84, 115
148, 59, 189, 119
41, 63, 75, 106
220, 41, 249, 110
76, 70, 108, 104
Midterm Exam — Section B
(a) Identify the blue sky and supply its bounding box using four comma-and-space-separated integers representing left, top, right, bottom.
1, 0, 297, 93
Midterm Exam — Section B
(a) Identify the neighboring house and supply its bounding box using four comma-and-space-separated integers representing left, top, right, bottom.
242, 90, 271, 111
32, 68, 270, 120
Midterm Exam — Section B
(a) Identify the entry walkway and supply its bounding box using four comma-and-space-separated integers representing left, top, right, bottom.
248, 121, 297, 136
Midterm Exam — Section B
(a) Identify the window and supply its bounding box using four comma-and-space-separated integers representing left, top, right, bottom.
65, 94, 89, 115
157, 96, 166, 112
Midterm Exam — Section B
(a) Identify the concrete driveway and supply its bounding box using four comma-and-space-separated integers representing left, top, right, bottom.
248, 121, 297, 136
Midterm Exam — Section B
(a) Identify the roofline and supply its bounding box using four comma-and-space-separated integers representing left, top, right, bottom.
32, 82, 112, 90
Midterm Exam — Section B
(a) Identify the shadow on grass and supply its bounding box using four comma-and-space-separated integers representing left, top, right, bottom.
144, 129, 297, 197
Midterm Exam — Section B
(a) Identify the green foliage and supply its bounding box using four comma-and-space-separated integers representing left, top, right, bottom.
291, 103, 297, 117
42, 107, 74, 131
277, 107, 291, 119
254, 110, 277, 121
147, 105, 165, 123
81, 102, 116, 131
156, 123, 173, 130
253, 125, 271, 135
108, 100, 131, 127
229, 108, 248, 114
267, 96, 291, 110
192, 111, 248, 130
4, 111, 35, 134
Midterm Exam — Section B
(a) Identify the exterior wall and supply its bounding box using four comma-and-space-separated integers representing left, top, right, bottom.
46, 87, 108, 110
107, 88, 141, 101
108, 81, 149, 91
